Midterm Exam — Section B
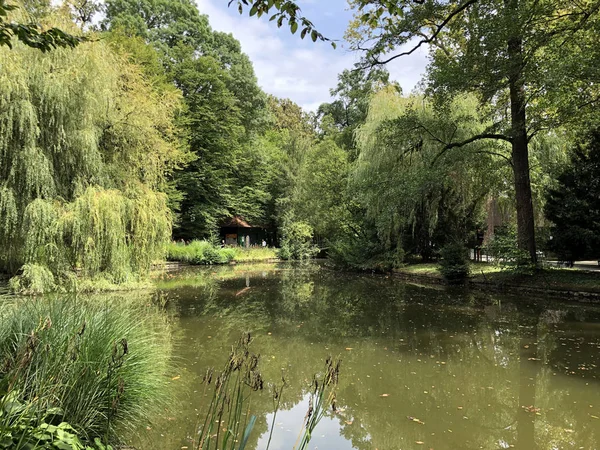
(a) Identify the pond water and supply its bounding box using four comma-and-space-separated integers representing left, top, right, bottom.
128, 263, 600, 450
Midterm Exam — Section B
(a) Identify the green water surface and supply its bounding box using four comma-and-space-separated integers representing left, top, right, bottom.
135, 263, 600, 450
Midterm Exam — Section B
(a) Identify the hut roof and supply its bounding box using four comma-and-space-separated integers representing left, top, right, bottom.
220, 216, 253, 228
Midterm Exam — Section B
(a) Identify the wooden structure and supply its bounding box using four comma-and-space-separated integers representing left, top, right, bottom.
219, 216, 270, 247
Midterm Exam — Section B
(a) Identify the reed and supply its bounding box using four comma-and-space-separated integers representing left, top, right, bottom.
0, 294, 174, 447
195, 334, 340, 450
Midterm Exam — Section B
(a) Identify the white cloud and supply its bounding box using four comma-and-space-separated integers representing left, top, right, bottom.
195, 0, 428, 110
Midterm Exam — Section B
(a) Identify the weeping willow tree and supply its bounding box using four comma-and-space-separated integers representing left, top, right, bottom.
352, 87, 507, 259
0, 21, 186, 291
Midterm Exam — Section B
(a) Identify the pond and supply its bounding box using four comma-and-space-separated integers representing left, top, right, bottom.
131, 263, 600, 450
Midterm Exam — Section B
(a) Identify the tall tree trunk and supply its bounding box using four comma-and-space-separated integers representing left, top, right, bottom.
507, 0, 537, 263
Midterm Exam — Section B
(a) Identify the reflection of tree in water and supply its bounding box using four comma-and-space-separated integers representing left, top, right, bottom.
143, 266, 600, 450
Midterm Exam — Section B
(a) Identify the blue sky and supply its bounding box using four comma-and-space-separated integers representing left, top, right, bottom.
195, 0, 429, 111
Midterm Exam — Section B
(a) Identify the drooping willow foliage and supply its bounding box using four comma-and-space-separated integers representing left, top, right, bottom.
0, 29, 185, 291
353, 88, 507, 257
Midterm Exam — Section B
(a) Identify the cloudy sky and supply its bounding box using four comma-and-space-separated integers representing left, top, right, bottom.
195, 0, 429, 111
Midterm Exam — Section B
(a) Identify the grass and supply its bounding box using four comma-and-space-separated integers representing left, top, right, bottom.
0, 294, 174, 447
230, 247, 278, 262
166, 240, 278, 265
395, 262, 600, 293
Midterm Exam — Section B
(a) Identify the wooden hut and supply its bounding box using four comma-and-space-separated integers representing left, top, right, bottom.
219, 216, 270, 247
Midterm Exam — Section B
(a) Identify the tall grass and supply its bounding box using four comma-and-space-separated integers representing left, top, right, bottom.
0, 295, 174, 446
196, 334, 340, 450
167, 241, 236, 265
166, 241, 278, 265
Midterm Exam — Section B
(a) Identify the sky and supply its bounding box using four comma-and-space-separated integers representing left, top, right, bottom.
195, 0, 429, 111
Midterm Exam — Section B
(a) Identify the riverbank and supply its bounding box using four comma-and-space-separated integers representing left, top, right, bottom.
393, 262, 600, 300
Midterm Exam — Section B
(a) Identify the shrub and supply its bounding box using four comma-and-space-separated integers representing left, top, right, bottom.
328, 234, 404, 271
484, 228, 535, 274
438, 242, 470, 283
0, 295, 174, 445
8, 264, 57, 295
277, 221, 318, 261
166, 240, 235, 265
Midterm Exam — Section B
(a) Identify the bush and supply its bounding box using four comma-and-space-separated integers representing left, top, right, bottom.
0, 295, 174, 445
8, 264, 57, 295
484, 228, 535, 274
277, 221, 318, 261
438, 243, 470, 283
328, 234, 404, 271
166, 240, 234, 265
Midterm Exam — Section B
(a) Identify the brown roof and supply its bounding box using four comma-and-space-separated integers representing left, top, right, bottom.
220, 216, 252, 228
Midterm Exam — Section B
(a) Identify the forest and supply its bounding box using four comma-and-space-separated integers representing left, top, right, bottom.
1, 0, 600, 292
2, 1, 600, 449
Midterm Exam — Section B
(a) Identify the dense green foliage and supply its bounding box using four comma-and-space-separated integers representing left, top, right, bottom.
166, 240, 236, 265
545, 130, 600, 263
344, 0, 600, 262
102, 0, 276, 239
2, 0, 600, 283
0, 15, 186, 290
0, 0, 85, 51
0, 296, 173, 446
438, 242, 471, 283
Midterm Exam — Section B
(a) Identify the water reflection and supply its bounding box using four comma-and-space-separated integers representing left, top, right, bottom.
136, 264, 600, 450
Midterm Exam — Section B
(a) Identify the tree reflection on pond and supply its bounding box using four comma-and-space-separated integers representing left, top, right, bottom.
136, 264, 600, 450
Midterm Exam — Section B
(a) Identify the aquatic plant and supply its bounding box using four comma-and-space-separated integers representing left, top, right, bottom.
196, 334, 340, 450
0, 295, 174, 445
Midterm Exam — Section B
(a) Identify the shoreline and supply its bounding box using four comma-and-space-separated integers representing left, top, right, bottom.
392, 266, 600, 303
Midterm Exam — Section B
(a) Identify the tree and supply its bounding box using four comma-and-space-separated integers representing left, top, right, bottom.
104, 0, 272, 238
353, 88, 503, 260
238, 0, 600, 263
227, 0, 333, 47
1, 0, 85, 50
545, 130, 600, 263
344, 0, 600, 262
317, 65, 396, 155
0, 32, 186, 288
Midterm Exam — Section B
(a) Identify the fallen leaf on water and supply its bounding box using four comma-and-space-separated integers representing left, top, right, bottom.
408, 416, 425, 425
415, 441, 424, 445
171, 376, 181, 381
591, 415, 599, 419
345, 347, 353, 351
345, 421, 353, 425
457, 406, 463, 410
380, 393, 390, 397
